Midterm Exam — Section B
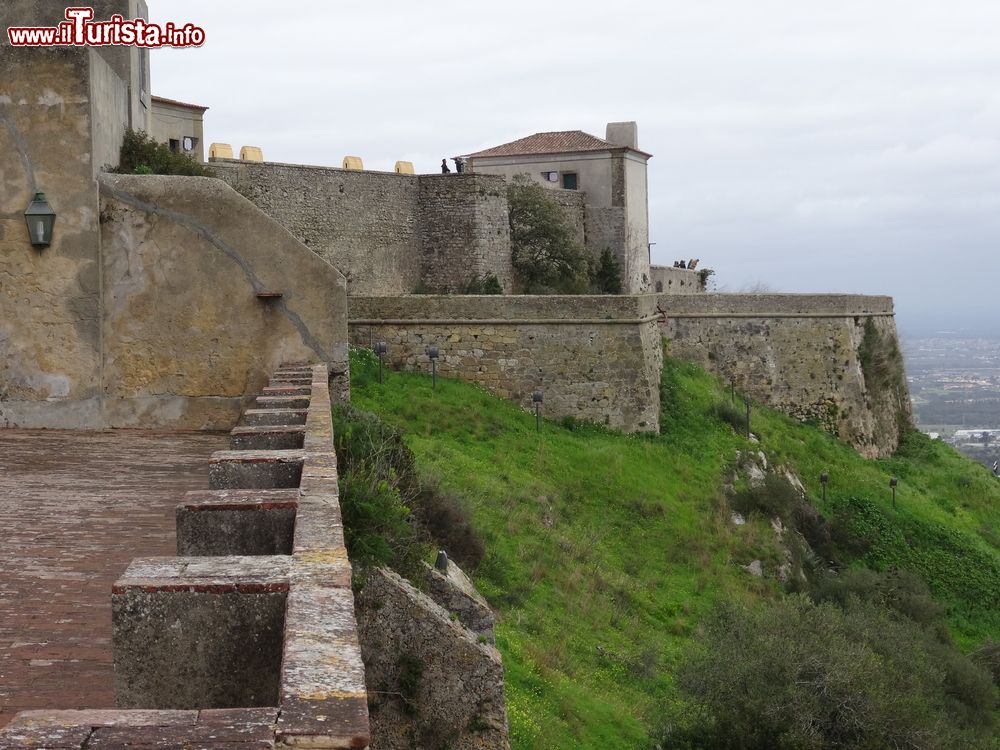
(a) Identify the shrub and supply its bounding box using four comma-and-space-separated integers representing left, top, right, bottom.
713, 402, 747, 434
460, 273, 504, 295
110, 129, 208, 176
507, 174, 589, 293
413, 478, 485, 569
658, 596, 997, 750
728, 473, 801, 520
589, 247, 623, 294
332, 403, 426, 579
334, 348, 487, 573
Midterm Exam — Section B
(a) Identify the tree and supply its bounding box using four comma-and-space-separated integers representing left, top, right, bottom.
507, 175, 588, 293
658, 595, 996, 750
590, 247, 623, 294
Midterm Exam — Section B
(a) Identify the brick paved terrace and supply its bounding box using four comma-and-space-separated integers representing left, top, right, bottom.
0, 430, 228, 728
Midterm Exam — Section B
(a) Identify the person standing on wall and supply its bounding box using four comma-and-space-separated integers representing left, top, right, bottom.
441, 158, 451, 174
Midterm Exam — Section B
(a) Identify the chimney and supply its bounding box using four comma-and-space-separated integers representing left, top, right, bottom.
605, 121, 638, 150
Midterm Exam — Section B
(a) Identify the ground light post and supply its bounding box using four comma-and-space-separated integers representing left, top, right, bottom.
890, 476, 898, 509
427, 346, 439, 389
532, 391, 543, 432
820, 472, 829, 502
745, 397, 752, 440
374, 341, 387, 384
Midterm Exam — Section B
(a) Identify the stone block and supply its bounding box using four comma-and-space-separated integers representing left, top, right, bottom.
208, 450, 306, 489
176, 489, 299, 556
241, 408, 308, 426
112, 557, 291, 710
230, 424, 306, 450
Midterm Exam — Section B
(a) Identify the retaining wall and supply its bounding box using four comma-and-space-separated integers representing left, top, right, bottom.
349, 295, 663, 432
658, 294, 912, 458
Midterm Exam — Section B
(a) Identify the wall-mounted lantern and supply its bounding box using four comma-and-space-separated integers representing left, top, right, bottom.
24, 192, 56, 248
427, 346, 440, 390
532, 390, 544, 432
374, 341, 388, 384
820, 472, 829, 502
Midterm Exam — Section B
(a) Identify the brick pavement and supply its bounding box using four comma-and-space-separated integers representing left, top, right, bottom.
0, 430, 228, 728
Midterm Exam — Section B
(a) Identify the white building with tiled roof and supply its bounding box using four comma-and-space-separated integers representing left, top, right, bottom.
463, 122, 651, 292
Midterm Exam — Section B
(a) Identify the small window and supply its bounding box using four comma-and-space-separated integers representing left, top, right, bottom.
169, 139, 180, 153
562, 172, 578, 190
655, 281, 663, 292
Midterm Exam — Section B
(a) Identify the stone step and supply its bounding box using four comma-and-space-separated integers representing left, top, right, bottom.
240, 408, 308, 426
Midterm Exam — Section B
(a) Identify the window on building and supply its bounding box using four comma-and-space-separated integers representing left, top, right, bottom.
562, 172, 578, 190
169, 139, 180, 154
655, 281, 663, 292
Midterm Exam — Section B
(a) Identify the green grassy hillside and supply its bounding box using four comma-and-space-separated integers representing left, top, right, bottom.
346, 348, 1000, 749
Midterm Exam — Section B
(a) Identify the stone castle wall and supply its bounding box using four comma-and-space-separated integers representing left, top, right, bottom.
658, 294, 912, 458
211, 162, 514, 295
210, 160, 422, 296
349, 295, 663, 432
348, 293, 909, 456
418, 174, 514, 292
650, 265, 704, 295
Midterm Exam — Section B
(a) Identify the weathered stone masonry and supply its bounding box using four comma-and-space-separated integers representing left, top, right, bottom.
0, 364, 371, 748
349, 295, 663, 433
659, 294, 912, 458
211, 160, 514, 295
349, 293, 909, 457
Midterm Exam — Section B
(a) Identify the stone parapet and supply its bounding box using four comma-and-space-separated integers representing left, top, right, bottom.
0, 363, 370, 749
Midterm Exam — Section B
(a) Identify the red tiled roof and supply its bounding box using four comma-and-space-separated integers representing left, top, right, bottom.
465, 130, 651, 159
151, 95, 209, 112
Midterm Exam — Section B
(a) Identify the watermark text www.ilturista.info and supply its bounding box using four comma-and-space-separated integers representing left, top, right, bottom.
7, 7, 205, 48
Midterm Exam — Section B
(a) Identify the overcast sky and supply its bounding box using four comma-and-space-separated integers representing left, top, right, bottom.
150, 1, 1000, 337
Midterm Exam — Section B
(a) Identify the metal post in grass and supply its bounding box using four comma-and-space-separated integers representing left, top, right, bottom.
435, 549, 448, 572
820, 472, 829, 502
890, 476, 898, 509
427, 346, 440, 390
731, 378, 736, 406
374, 341, 388, 384
745, 398, 752, 439
532, 390, 544, 432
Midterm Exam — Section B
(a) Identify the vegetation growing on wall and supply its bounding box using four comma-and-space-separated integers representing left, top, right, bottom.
859, 318, 906, 399
507, 175, 590, 293
347, 351, 999, 749
110, 129, 208, 176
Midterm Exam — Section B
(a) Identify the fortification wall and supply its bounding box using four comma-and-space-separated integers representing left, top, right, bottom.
211, 160, 422, 295
212, 162, 515, 294
650, 265, 704, 295
658, 294, 912, 458
417, 174, 514, 293
348, 295, 662, 432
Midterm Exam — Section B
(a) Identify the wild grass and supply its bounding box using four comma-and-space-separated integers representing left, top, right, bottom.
347, 347, 1000, 748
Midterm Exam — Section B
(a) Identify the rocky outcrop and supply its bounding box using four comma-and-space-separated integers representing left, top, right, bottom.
356, 567, 509, 750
